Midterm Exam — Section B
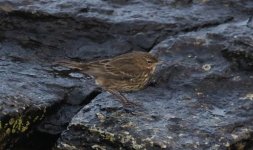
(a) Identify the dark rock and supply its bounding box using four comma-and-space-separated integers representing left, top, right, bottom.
247, 16, 253, 29
36, 85, 101, 136
56, 19, 253, 150
0, 0, 234, 60
0, 0, 252, 149
219, 23, 253, 71
0, 41, 98, 149
202, 0, 253, 12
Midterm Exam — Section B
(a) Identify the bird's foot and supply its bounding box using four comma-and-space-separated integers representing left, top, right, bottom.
122, 100, 141, 108
122, 102, 146, 115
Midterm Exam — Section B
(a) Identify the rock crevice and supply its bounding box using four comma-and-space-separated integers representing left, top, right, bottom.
0, 0, 252, 149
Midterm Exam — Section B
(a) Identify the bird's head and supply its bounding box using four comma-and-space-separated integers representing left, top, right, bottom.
135, 52, 159, 72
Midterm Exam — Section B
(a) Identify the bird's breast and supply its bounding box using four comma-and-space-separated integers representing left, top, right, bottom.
93, 71, 152, 92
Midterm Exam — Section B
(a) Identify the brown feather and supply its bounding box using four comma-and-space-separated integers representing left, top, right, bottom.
56, 51, 159, 107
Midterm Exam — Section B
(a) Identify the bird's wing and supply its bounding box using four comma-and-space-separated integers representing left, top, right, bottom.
56, 60, 89, 70
56, 56, 143, 80
80, 57, 139, 80
101, 57, 142, 80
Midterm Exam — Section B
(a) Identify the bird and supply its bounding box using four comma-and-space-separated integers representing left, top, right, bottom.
56, 51, 159, 107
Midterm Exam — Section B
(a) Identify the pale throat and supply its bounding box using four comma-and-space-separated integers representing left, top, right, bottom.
147, 65, 157, 74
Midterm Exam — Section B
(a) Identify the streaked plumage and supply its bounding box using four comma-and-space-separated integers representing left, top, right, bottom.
57, 51, 159, 107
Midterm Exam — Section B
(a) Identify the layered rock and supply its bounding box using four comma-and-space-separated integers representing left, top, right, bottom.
0, 0, 252, 149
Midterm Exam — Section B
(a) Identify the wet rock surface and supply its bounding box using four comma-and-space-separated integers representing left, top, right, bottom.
0, 0, 252, 149
56, 21, 253, 150
0, 41, 98, 149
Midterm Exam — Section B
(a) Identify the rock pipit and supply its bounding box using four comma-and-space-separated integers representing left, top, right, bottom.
57, 51, 159, 107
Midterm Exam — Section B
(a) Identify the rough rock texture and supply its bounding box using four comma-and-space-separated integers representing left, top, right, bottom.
0, 41, 99, 149
0, 0, 252, 150
56, 21, 253, 150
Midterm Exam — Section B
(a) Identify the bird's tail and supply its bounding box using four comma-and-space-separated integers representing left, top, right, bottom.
55, 60, 88, 70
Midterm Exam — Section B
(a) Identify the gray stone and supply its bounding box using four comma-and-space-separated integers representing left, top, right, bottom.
0, 41, 98, 149
0, 0, 252, 149
56, 19, 253, 150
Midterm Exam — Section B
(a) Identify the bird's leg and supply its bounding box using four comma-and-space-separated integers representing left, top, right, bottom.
107, 90, 139, 107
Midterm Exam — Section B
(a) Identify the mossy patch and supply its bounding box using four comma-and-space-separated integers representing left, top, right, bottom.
0, 107, 47, 144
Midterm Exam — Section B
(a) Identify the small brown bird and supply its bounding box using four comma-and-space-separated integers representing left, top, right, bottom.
57, 51, 159, 107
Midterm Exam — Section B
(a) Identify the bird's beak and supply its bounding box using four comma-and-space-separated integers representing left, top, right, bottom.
157, 60, 171, 66
157, 60, 165, 65
158, 61, 164, 64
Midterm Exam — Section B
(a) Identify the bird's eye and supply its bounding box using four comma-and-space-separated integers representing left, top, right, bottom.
146, 60, 152, 63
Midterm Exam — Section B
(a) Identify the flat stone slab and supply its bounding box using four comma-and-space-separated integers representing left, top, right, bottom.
0, 0, 234, 60
0, 41, 98, 149
0, 0, 252, 149
56, 20, 253, 150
